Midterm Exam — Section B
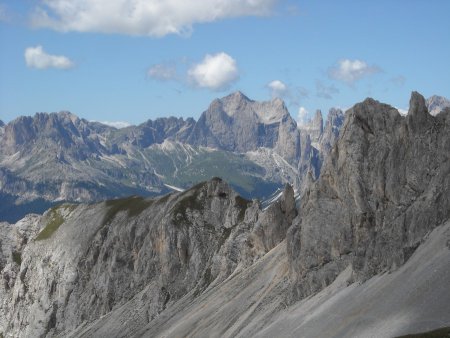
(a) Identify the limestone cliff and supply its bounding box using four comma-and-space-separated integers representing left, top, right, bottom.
287, 92, 450, 298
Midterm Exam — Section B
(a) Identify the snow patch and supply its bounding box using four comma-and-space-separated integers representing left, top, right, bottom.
164, 184, 184, 192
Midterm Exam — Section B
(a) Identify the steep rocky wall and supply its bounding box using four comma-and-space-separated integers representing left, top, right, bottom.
287, 92, 450, 298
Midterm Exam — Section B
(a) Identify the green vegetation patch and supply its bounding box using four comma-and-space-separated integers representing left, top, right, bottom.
36, 207, 65, 241
102, 196, 154, 226
395, 327, 450, 338
12, 250, 22, 265
235, 195, 251, 222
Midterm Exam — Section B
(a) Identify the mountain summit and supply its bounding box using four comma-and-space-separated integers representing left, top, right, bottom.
426, 94, 450, 116
187, 91, 300, 163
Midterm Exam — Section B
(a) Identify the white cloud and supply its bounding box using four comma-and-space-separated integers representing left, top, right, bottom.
148, 63, 177, 81
24, 45, 74, 70
31, 0, 277, 37
316, 80, 339, 100
297, 106, 310, 127
188, 52, 239, 91
267, 80, 288, 98
93, 120, 131, 129
328, 59, 380, 84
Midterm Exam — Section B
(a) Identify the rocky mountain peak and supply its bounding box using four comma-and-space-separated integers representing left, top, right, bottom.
228, 90, 251, 102
347, 96, 401, 136
297, 109, 323, 152
216, 91, 252, 117
319, 107, 344, 154
186, 92, 300, 163
426, 94, 450, 116
216, 91, 288, 123
407, 91, 431, 132
288, 91, 450, 299
312, 110, 324, 132
54, 111, 80, 123
0, 120, 4, 127
327, 107, 344, 120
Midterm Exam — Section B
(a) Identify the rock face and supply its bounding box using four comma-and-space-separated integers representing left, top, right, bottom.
186, 92, 301, 165
287, 92, 450, 298
109, 117, 195, 148
319, 107, 345, 154
0, 178, 296, 337
426, 94, 450, 116
297, 107, 345, 179
298, 110, 323, 148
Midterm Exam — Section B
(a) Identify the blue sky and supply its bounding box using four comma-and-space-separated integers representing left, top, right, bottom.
1, 0, 449, 126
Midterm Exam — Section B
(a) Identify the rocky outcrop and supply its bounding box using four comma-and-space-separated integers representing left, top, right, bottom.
298, 110, 323, 147
108, 117, 195, 148
0, 112, 110, 158
287, 92, 450, 298
249, 184, 297, 254
297, 107, 345, 180
319, 107, 344, 154
0, 178, 296, 337
426, 94, 450, 116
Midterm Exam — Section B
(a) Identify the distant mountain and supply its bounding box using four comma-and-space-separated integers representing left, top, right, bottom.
297, 107, 345, 178
320, 107, 345, 153
426, 95, 450, 116
0, 93, 328, 222
186, 91, 301, 164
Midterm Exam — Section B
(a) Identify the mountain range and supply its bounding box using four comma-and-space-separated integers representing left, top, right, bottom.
0, 91, 449, 337
0, 92, 346, 222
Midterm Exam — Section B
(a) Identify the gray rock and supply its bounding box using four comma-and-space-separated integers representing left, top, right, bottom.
426, 94, 450, 116
186, 92, 302, 166
287, 92, 450, 299
250, 184, 297, 254
319, 107, 345, 154
108, 116, 195, 148
297, 107, 345, 180
298, 110, 323, 147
